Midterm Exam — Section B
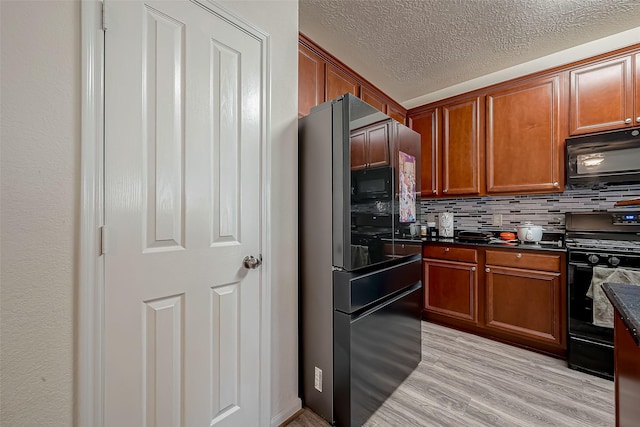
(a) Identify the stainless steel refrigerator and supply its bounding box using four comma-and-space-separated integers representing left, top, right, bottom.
299, 94, 423, 426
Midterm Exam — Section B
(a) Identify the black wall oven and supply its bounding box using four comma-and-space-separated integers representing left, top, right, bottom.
566, 212, 640, 379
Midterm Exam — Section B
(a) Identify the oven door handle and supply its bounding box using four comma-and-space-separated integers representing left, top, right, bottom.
569, 261, 594, 269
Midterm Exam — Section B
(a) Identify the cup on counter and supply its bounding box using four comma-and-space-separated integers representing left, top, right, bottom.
420, 225, 427, 236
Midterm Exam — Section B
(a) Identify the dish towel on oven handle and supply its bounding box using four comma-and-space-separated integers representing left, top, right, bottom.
587, 266, 640, 328
350, 245, 370, 269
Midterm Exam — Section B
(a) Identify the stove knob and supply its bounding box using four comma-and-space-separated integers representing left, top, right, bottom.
588, 254, 599, 264
609, 256, 621, 267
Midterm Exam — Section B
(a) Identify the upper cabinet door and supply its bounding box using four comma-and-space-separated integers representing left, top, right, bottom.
387, 103, 407, 125
326, 63, 359, 101
350, 122, 390, 170
408, 108, 439, 197
442, 97, 483, 196
486, 75, 563, 194
365, 122, 390, 168
298, 44, 325, 118
350, 130, 368, 170
569, 55, 634, 135
361, 86, 387, 114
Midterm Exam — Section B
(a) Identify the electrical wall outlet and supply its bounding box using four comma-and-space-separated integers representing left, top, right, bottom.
314, 366, 322, 392
492, 213, 503, 227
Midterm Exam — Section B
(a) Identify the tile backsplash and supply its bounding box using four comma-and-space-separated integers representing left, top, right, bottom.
420, 183, 640, 233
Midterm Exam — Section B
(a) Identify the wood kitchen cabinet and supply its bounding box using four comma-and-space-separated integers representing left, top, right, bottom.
442, 96, 484, 196
326, 63, 359, 102
569, 54, 640, 135
484, 250, 565, 352
408, 96, 483, 197
360, 86, 408, 125
298, 35, 407, 122
408, 108, 439, 197
387, 103, 407, 125
298, 43, 325, 118
422, 244, 566, 356
486, 75, 564, 194
423, 246, 479, 325
350, 122, 389, 170
361, 87, 387, 115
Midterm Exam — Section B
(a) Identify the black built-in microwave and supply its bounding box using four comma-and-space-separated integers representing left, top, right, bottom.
566, 128, 640, 187
351, 166, 392, 202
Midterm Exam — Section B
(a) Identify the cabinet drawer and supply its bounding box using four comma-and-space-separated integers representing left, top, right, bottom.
486, 250, 561, 272
423, 245, 477, 263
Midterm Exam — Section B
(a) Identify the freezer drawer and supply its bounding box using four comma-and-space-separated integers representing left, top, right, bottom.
334, 254, 422, 314
334, 281, 422, 427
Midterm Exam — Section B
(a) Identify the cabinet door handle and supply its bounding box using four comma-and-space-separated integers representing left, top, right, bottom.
471, 267, 476, 272
444, 247, 450, 252
636, 117, 640, 123
443, 189, 448, 193
516, 253, 522, 258
553, 182, 559, 188
432, 189, 437, 194
625, 118, 632, 124
485, 268, 491, 273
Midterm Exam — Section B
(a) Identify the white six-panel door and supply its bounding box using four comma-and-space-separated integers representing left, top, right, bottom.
104, 1, 263, 425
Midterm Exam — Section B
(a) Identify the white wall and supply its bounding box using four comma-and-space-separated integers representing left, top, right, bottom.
0, 1, 80, 425
0, 0, 300, 425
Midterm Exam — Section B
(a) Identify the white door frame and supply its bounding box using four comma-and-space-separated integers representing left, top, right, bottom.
78, 1, 272, 425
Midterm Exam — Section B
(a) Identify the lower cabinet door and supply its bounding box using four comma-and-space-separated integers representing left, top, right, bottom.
423, 259, 478, 324
485, 265, 562, 347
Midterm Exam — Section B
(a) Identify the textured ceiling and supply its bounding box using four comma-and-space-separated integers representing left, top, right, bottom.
299, 0, 640, 107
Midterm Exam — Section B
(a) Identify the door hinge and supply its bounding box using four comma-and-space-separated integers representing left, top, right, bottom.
101, 2, 107, 31
99, 225, 108, 255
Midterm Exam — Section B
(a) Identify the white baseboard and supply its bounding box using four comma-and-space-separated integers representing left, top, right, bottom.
271, 397, 302, 427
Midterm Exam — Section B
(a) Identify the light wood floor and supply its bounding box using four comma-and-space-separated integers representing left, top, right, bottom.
287, 321, 614, 427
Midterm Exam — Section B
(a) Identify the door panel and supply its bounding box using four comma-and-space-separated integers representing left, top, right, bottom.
486, 76, 562, 193
104, 1, 262, 426
485, 266, 561, 345
569, 56, 633, 135
442, 97, 483, 195
360, 86, 387, 113
366, 123, 389, 168
326, 63, 359, 101
409, 108, 439, 196
299, 44, 325, 117
423, 259, 478, 323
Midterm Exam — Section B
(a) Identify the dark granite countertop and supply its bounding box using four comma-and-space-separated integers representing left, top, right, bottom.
423, 238, 566, 252
602, 283, 640, 347
421, 230, 566, 253
385, 231, 566, 252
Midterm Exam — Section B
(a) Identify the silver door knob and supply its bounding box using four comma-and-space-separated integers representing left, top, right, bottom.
625, 118, 632, 124
243, 255, 262, 269
516, 253, 522, 258
636, 117, 640, 123
553, 182, 559, 188
471, 267, 476, 272
485, 268, 491, 273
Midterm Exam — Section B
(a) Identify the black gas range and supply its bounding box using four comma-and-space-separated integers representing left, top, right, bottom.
566, 211, 640, 379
